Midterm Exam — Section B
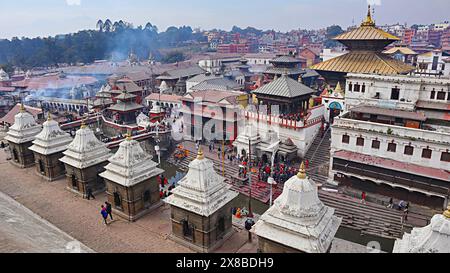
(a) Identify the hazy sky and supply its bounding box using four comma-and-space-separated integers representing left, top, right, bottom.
1, 0, 449, 39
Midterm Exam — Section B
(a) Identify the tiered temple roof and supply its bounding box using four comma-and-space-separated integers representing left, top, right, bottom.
165, 148, 238, 216
252, 163, 342, 253
59, 123, 111, 169
4, 104, 42, 144
100, 136, 164, 187
29, 115, 73, 155
393, 206, 450, 253
311, 6, 415, 76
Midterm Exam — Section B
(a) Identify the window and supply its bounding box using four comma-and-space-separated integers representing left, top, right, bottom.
441, 152, 450, 162
448, 92, 450, 101
404, 145, 414, 155
388, 143, 397, 152
114, 192, 122, 208
356, 137, 365, 146
391, 87, 400, 100
422, 148, 432, 159
361, 84, 366, 93
342, 135, 350, 144
430, 90, 436, 99
372, 140, 380, 149
437, 91, 446, 100
348, 83, 353, 92
354, 83, 361, 92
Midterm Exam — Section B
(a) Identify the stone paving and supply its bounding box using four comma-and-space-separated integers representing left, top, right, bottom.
0, 148, 256, 253
0, 191, 93, 253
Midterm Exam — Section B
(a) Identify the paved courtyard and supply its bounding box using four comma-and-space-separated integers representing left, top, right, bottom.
0, 148, 255, 253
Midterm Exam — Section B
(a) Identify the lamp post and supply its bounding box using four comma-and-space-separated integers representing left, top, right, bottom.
268, 140, 280, 207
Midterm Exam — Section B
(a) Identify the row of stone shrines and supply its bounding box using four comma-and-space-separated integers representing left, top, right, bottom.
4, 105, 164, 221
6, 106, 450, 253
4, 106, 347, 253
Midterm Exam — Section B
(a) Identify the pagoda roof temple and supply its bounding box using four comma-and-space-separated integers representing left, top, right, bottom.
311, 5, 415, 79
252, 162, 342, 253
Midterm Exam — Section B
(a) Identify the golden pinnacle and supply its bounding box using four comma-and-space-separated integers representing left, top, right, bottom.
297, 161, 306, 179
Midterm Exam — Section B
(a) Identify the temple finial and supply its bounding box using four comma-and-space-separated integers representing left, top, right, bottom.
19, 102, 25, 113
444, 204, 450, 219
197, 147, 204, 160
297, 161, 306, 179
335, 82, 343, 93
47, 112, 52, 121
80, 119, 87, 129
361, 4, 375, 27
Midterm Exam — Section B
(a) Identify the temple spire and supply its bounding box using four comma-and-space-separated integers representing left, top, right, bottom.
80, 119, 87, 129
361, 5, 375, 27
19, 102, 25, 113
444, 204, 450, 219
197, 147, 204, 160
297, 161, 306, 179
47, 112, 52, 121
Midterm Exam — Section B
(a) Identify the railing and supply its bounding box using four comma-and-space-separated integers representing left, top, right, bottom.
333, 162, 449, 195
244, 105, 325, 130
334, 116, 450, 145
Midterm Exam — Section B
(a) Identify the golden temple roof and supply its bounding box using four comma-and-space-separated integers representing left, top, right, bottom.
334, 26, 399, 41
311, 51, 415, 75
383, 47, 418, 55
334, 5, 399, 41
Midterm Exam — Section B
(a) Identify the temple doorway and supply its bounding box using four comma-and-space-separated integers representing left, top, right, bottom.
329, 102, 343, 124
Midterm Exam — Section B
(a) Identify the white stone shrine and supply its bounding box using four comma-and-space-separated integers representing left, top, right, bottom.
393, 205, 450, 253
59, 122, 112, 196
4, 104, 42, 168
29, 114, 73, 180
252, 162, 342, 253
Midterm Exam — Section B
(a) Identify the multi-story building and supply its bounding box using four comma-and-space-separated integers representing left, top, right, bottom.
329, 73, 450, 209
216, 43, 249, 54
415, 50, 450, 77
441, 27, 450, 52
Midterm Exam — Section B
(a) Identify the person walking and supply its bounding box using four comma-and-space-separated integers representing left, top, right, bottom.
387, 197, 394, 209
100, 205, 108, 225
361, 191, 366, 204
86, 187, 95, 200
105, 201, 113, 220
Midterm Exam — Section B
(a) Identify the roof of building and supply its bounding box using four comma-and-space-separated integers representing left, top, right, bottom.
156, 65, 205, 80
383, 47, 418, 55
59, 125, 111, 169
164, 149, 238, 216
29, 116, 73, 155
99, 138, 164, 187
252, 163, 342, 253
0, 103, 42, 125
334, 7, 400, 42
3, 104, 42, 144
252, 75, 315, 98
393, 209, 450, 253
107, 101, 144, 112
145, 93, 183, 103
191, 77, 241, 92
333, 150, 450, 182
12, 74, 98, 91
115, 90, 136, 101
350, 105, 427, 121
182, 90, 246, 105
264, 67, 304, 75
187, 73, 221, 83
311, 51, 415, 75
270, 55, 305, 64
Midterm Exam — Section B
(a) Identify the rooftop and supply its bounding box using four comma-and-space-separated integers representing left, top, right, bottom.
252, 75, 315, 98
